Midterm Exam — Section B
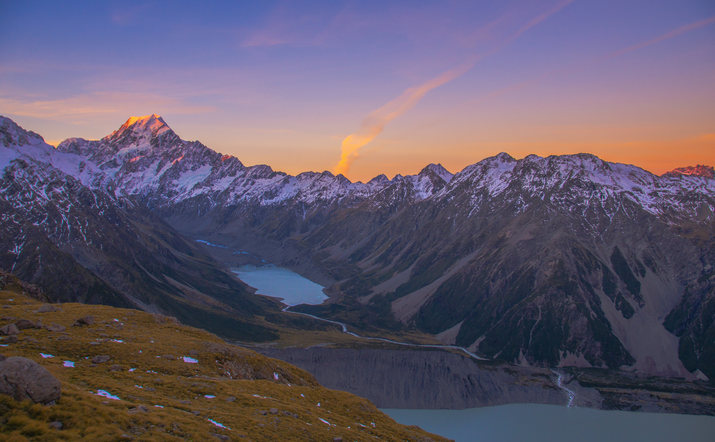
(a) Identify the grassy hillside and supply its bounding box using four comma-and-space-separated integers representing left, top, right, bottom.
0, 277, 448, 442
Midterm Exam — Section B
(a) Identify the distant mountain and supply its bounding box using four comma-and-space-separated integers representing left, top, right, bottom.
5, 114, 715, 381
662, 165, 715, 179
0, 116, 278, 341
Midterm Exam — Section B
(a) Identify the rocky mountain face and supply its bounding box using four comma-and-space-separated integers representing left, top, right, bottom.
0, 116, 278, 341
295, 153, 715, 379
5, 114, 715, 381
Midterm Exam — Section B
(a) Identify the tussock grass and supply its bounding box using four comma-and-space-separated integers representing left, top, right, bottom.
0, 286, 449, 441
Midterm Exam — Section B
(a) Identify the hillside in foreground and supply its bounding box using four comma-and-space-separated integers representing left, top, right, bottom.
0, 273, 448, 442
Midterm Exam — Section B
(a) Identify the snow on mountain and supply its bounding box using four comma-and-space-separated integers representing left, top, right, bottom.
1, 116, 104, 188
7, 114, 714, 230
445, 152, 714, 223
56, 116, 455, 216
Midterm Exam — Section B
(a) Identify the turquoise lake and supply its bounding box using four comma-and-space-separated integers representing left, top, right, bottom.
231, 266, 327, 306
382, 404, 715, 442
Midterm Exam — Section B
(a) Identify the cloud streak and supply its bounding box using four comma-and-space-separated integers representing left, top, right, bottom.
598, 15, 715, 62
334, 59, 476, 176
334, 0, 574, 177
0, 92, 215, 124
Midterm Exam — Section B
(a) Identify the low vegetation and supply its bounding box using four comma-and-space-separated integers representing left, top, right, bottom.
0, 276, 449, 441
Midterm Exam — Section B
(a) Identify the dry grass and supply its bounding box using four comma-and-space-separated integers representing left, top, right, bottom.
0, 286, 449, 442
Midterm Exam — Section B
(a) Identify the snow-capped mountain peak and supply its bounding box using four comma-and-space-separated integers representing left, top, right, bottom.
419, 163, 454, 183
108, 114, 170, 140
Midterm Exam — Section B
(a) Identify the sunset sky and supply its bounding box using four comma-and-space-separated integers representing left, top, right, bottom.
1, 0, 713, 182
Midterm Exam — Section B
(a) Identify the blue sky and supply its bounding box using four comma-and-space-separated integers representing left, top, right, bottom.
1, 0, 713, 181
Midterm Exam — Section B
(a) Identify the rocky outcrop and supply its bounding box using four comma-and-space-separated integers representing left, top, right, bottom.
0, 356, 61, 404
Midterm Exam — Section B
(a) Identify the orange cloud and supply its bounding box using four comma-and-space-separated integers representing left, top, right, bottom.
0, 92, 215, 124
334, 1, 574, 177
334, 60, 476, 176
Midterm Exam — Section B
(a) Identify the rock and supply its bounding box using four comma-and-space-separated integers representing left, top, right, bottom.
49, 421, 63, 430
128, 405, 149, 414
1, 316, 16, 321
153, 378, 163, 383
89, 342, 100, 345
73, 315, 95, 326
226, 396, 236, 402
14, 319, 39, 330
145, 387, 156, 392
212, 434, 231, 441
192, 410, 200, 415
189, 349, 199, 356
180, 400, 191, 404
0, 356, 61, 404
162, 354, 175, 360
56, 335, 72, 341
109, 365, 122, 372
0, 354, 4, 361
36, 305, 60, 313
333, 438, 343, 442
46, 323, 66, 332
259, 410, 267, 415
269, 408, 278, 414
91, 355, 111, 364
0, 323, 19, 335
3, 336, 18, 343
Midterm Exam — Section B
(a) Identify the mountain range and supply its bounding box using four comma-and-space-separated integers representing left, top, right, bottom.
2, 114, 714, 381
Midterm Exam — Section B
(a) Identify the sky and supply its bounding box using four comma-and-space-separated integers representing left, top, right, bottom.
1, 0, 713, 182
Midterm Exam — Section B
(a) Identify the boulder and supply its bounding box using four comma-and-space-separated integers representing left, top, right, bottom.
0, 323, 19, 335
91, 355, 111, 364
73, 315, 95, 326
46, 323, 66, 332
128, 405, 148, 414
0, 356, 61, 404
14, 319, 39, 330
36, 305, 60, 313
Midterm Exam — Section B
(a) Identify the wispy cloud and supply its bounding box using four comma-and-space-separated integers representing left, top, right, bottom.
334, 1, 573, 177
455, 14, 715, 118
0, 92, 214, 124
597, 15, 715, 62
334, 60, 476, 176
